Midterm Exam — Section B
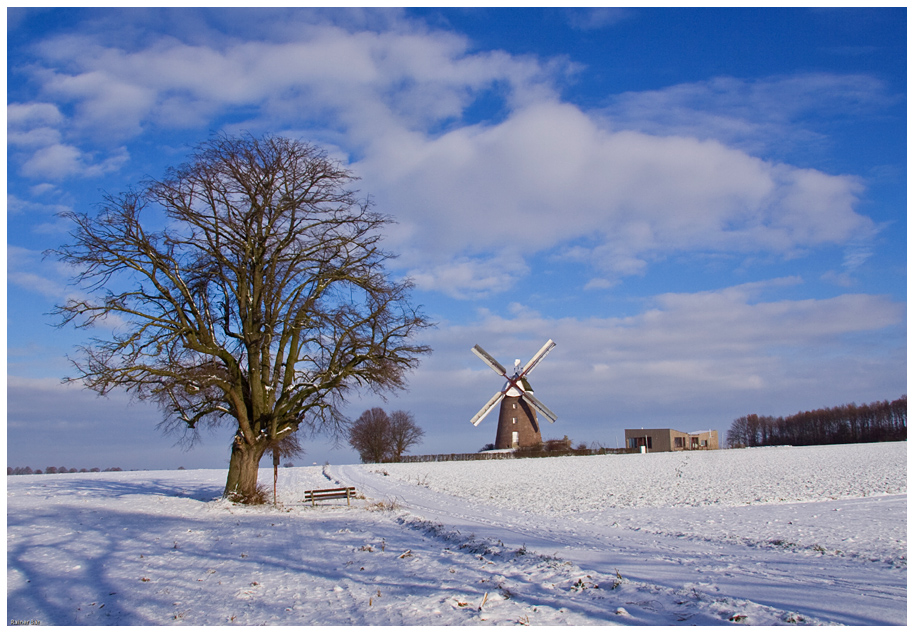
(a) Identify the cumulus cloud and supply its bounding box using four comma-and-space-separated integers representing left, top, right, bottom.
9, 101, 130, 180
11, 14, 881, 297
18, 143, 129, 180
7, 101, 64, 127
19, 143, 83, 179
7, 102, 65, 148
360, 101, 872, 293
26, 22, 555, 139
407, 253, 529, 300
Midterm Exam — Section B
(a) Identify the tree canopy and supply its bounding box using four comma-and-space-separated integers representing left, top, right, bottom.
348, 407, 424, 463
51, 134, 431, 501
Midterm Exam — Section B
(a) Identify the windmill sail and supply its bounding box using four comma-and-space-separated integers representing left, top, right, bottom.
521, 339, 556, 377
471, 391, 505, 426
472, 345, 508, 377
521, 390, 558, 424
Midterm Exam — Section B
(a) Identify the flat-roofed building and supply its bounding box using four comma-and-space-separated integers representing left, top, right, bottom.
625, 428, 718, 453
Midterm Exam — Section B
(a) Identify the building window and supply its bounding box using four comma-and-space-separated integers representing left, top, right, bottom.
629, 436, 651, 449
512, 417, 517, 425
675, 437, 684, 448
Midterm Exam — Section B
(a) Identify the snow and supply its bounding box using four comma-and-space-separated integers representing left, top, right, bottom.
7, 442, 906, 626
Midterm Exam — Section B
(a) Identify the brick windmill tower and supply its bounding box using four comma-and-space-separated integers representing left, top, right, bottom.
470, 340, 557, 449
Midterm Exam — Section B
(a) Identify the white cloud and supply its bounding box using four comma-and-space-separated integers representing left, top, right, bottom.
7, 194, 68, 217
7, 246, 67, 298
566, 8, 632, 31
9, 270, 68, 299
7, 101, 64, 128
42, 68, 155, 137
407, 254, 529, 300
20, 143, 83, 179
12, 18, 880, 296
8, 125, 62, 149
361, 101, 872, 292
19, 143, 129, 180
426, 277, 903, 386
598, 73, 897, 156
27, 23, 555, 140
8, 100, 130, 180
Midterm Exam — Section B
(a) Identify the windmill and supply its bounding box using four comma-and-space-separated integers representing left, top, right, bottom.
470, 339, 557, 449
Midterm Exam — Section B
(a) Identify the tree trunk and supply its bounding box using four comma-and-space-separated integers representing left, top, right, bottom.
223, 437, 268, 501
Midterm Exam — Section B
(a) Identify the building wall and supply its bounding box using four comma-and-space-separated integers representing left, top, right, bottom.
625, 428, 677, 452
689, 430, 719, 450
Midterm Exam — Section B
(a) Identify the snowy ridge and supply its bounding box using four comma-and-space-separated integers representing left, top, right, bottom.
7, 442, 906, 625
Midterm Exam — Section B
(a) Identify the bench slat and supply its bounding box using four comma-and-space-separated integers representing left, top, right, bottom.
303, 487, 354, 493
303, 486, 356, 506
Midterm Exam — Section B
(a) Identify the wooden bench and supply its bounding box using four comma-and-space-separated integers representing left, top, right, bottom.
303, 486, 356, 506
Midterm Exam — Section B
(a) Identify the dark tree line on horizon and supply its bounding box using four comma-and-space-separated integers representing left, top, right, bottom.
726, 396, 906, 448
8, 466, 123, 475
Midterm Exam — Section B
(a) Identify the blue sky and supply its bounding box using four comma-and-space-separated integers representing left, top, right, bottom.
6, 7, 907, 470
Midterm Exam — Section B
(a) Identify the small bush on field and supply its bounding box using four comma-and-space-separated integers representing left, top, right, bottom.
368, 499, 400, 512
226, 485, 271, 505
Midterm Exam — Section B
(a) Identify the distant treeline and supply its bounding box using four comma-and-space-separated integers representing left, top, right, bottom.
726, 396, 906, 448
8, 466, 123, 475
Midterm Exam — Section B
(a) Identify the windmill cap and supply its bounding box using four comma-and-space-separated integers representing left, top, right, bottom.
503, 377, 533, 395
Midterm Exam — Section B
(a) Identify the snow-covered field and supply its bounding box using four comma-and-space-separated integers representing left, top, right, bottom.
7, 442, 906, 626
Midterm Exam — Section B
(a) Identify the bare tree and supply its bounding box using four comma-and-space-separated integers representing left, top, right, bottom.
726, 416, 750, 448
389, 410, 424, 461
347, 407, 424, 462
50, 134, 431, 502
348, 407, 393, 463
